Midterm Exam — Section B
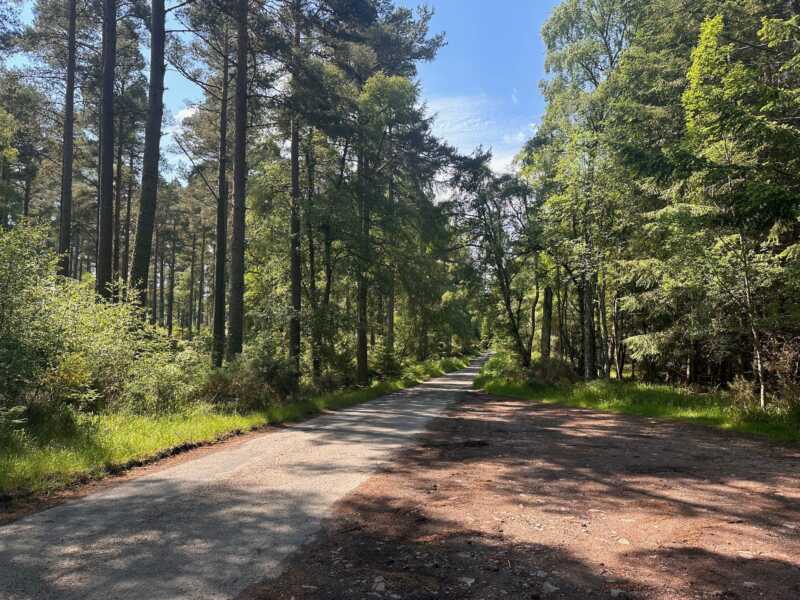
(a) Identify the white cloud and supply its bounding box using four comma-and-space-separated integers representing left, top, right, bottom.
175, 106, 198, 123
425, 94, 530, 174
511, 88, 519, 105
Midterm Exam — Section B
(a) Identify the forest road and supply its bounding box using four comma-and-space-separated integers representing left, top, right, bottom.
0, 358, 486, 600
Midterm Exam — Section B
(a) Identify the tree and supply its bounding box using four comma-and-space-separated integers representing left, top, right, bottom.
130, 0, 166, 304
227, 0, 248, 359
58, 0, 77, 276
96, 0, 117, 297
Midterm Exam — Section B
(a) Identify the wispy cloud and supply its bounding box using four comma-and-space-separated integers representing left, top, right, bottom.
511, 88, 519, 105
425, 94, 531, 173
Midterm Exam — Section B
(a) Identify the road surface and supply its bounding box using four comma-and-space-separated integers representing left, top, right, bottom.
0, 359, 483, 600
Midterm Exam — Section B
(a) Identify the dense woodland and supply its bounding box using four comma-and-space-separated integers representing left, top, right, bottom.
0, 0, 799, 434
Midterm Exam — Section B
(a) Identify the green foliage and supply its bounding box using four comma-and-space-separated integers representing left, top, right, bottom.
0, 225, 59, 401
477, 352, 800, 443
0, 354, 471, 497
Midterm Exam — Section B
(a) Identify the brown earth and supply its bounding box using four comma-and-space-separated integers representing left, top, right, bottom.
241, 392, 800, 600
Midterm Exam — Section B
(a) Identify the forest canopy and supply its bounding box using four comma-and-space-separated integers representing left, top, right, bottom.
0, 0, 798, 444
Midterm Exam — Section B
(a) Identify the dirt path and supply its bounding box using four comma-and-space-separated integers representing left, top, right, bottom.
246, 392, 800, 600
0, 362, 483, 600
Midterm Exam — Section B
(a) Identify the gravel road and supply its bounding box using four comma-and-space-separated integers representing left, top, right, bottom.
0, 360, 483, 600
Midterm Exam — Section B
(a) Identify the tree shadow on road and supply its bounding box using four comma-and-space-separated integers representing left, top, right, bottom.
0, 479, 328, 600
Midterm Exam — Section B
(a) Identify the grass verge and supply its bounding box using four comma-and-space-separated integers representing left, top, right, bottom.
475, 354, 800, 444
0, 356, 471, 499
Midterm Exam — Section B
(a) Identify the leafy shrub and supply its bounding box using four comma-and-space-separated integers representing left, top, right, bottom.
528, 357, 579, 385
119, 347, 207, 414
0, 225, 61, 403
201, 337, 293, 409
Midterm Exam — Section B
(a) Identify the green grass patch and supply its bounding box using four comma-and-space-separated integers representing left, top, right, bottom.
0, 355, 471, 499
475, 355, 800, 444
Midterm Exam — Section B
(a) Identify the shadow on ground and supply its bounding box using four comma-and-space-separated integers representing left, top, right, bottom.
245, 391, 800, 600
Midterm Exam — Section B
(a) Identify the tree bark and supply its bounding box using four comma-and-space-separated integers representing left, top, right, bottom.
150, 228, 159, 325
227, 0, 248, 359
158, 243, 165, 325
212, 34, 230, 368
582, 275, 596, 380
304, 134, 321, 384
58, 0, 77, 277
288, 5, 302, 389
130, 0, 165, 305
167, 238, 175, 336
113, 112, 124, 289
356, 152, 369, 385
198, 226, 205, 327
22, 176, 31, 218
122, 149, 134, 299
96, 0, 117, 298
384, 272, 395, 372
541, 286, 553, 360
188, 232, 196, 339
289, 117, 301, 385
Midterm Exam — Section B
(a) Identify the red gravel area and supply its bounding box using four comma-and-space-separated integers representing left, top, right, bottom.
241, 392, 800, 600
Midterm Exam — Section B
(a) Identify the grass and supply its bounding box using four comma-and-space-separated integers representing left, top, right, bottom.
0, 355, 471, 499
475, 353, 800, 444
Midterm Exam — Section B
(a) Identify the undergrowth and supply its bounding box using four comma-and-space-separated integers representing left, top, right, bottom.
0, 355, 471, 498
475, 353, 800, 443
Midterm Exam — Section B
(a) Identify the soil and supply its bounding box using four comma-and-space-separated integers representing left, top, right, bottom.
240, 392, 800, 600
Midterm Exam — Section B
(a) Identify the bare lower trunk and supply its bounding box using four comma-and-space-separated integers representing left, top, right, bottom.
582, 275, 596, 381
167, 240, 175, 336
541, 286, 553, 360
198, 227, 205, 327
212, 34, 230, 368
289, 116, 301, 385
188, 232, 196, 340
130, 0, 165, 305
227, 0, 248, 359
58, 0, 77, 277
96, 0, 117, 298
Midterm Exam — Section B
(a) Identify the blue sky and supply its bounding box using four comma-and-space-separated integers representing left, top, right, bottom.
396, 0, 560, 171
18, 0, 560, 173
169, 1, 560, 172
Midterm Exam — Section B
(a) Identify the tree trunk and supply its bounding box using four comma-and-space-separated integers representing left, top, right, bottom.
122, 149, 134, 299
527, 270, 540, 366
227, 0, 248, 359
356, 152, 369, 385
305, 135, 322, 384
582, 275, 596, 380
288, 6, 303, 390
212, 33, 230, 368
130, 0, 165, 305
150, 228, 159, 325
96, 0, 117, 298
22, 176, 32, 217
167, 239, 175, 336
612, 294, 625, 380
541, 285, 553, 360
289, 116, 301, 386
188, 232, 196, 340
384, 273, 395, 372
158, 244, 165, 325
113, 112, 124, 290
197, 226, 205, 327
58, 0, 77, 277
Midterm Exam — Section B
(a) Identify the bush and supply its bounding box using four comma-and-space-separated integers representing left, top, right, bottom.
528, 357, 579, 385
0, 225, 61, 403
201, 337, 294, 410
0, 224, 216, 417
118, 346, 207, 414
